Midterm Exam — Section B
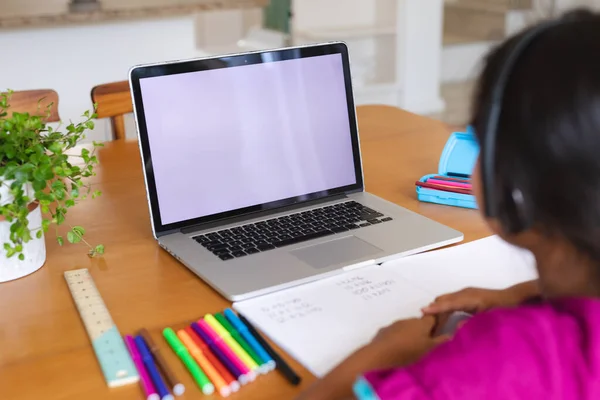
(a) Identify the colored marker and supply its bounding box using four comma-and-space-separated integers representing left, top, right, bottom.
238, 313, 302, 386
135, 336, 174, 400
163, 328, 215, 395
198, 319, 256, 382
191, 322, 248, 385
125, 335, 160, 400
427, 178, 472, 189
138, 328, 185, 396
186, 326, 240, 393
204, 314, 261, 373
177, 330, 231, 397
433, 175, 471, 183
224, 308, 276, 371
415, 181, 472, 195
215, 313, 268, 372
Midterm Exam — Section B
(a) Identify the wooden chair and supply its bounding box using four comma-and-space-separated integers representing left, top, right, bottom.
3, 89, 60, 122
91, 80, 132, 141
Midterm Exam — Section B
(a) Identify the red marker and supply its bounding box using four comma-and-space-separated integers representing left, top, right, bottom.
427, 178, 472, 189
185, 327, 240, 393
416, 181, 472, 195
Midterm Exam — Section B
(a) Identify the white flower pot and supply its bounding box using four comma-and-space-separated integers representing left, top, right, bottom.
0, 181, 46, 282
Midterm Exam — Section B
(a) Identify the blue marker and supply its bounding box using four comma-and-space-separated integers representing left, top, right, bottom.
224, 309, 276, 371
135, 335, 174, 400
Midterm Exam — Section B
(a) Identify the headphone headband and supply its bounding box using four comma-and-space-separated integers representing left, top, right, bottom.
482, 20, 564, 220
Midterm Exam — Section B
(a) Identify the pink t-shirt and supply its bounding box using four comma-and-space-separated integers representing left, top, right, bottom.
355, 298, 600, 399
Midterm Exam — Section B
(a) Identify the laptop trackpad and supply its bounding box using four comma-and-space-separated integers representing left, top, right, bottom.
291, 236, 382, 269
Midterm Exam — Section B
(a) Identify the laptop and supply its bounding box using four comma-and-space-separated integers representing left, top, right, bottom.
129, 42, 463, 301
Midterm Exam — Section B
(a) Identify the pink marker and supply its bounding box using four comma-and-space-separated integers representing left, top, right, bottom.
197, 320, 257, 382
427, 178, 472, 189
125, 335, 160, 400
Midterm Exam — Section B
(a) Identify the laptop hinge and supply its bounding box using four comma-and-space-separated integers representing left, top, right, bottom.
179, 194, 348, 235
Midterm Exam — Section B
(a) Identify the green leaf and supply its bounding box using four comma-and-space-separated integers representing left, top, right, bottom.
94, 244, 105, 255
67, 229, 82, 244
73, 226, 85, 236
65, 199, 75, 207
56, 211, 65, 225
18, 253, 25, 261
92, 190, 101, 199
57, 236, 64, 246
81, 147, 90, 160
36, 230, 43, 239
41, 165, 53, 180
54, 188, 65, 201
51, 180, 65, 191
41, 219, 50, 232
49, 142, 63, 154
5, 145, 16, 159
32, 179, 46, 191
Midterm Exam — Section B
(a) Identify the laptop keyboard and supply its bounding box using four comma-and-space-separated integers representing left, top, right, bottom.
193, 201, 393, 261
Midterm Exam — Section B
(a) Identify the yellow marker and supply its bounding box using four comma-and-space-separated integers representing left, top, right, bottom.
204, 314, 260, 372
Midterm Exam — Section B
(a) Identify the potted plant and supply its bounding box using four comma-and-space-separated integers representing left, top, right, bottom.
0, 91, 104, 282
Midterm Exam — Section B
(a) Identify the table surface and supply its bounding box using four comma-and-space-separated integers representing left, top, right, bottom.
0, 106, 489, 400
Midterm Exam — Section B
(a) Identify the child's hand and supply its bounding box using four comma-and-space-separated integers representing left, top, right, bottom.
371, 316, 448, 364
422, 287, 514, 315
297, 316, 449, 400
421, 280, 540, 316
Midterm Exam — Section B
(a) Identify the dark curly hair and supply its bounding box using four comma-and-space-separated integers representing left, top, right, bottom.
471, 9, 600, 260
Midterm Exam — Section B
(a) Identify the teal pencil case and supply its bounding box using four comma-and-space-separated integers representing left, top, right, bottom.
416, 127, 479, 209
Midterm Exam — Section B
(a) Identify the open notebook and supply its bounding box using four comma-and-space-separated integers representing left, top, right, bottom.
233, 236, 538, 377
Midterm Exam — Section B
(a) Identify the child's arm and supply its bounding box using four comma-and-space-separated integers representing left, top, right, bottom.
296, 316, 444, 400
422, 280, 541, 315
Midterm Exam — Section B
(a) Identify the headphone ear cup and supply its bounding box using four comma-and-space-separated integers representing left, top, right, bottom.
498, 187, 531, 234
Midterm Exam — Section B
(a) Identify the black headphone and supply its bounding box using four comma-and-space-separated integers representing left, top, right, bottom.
481, 19, 564, 234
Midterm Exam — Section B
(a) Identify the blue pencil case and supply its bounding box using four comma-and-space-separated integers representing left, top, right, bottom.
416, 126, 479, 209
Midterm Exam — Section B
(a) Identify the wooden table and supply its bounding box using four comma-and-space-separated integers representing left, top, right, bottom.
0, 106, 489, 399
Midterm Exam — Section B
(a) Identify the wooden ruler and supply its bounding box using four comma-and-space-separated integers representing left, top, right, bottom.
64, 268, 139, 387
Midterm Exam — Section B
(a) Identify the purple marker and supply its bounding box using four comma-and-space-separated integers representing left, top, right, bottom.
191, 322, 248, 385
125, 335, 160, 400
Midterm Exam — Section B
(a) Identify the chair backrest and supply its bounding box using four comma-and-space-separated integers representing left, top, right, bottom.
91, 80, 133, 141
3, 89, 60, 122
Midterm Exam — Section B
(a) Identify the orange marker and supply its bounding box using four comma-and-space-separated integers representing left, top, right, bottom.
177, 330, 231, 397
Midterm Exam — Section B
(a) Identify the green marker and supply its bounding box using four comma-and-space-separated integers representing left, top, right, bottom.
215, 313, 268, 374
163, 327, 215, 395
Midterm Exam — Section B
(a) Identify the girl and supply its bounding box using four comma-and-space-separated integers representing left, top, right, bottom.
298, 9, 600, 400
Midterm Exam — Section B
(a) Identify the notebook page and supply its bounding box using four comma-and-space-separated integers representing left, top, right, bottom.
233, 236, 538, 377
390, 235, 538, 298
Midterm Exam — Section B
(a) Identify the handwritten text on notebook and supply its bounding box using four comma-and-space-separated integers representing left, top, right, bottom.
336, 276, 396, 301
234, 236, 538, 377
260, 298, 323, 325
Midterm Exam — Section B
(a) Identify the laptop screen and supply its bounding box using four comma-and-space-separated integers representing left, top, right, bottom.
131, 44, 362, 233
